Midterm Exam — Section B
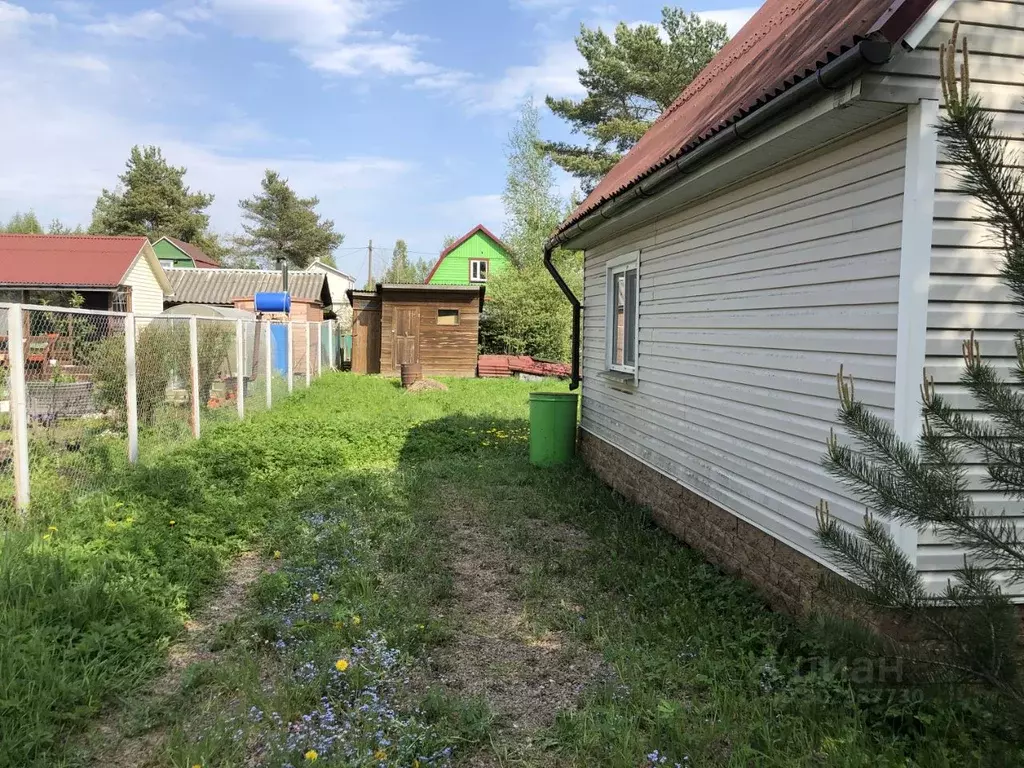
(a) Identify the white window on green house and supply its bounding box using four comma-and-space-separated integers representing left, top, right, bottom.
470, 259, 488, 283
606, 252, 638, 374
159, 260, 175, 269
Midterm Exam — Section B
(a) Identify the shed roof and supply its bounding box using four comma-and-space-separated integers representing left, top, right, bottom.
157, 236, 221, 268
0, 233, 153, 289
165, 268, 331, 306
555, 0, 938, 237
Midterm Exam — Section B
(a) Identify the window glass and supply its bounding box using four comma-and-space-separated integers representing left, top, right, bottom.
160, 259, 175, 269
609, 263, 638, 371
624, 268, 637, 367
437, 309, 460, 326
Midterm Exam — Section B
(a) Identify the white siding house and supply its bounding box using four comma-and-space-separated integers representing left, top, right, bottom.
550, 0, 1024, 609
123, 242, 172, 317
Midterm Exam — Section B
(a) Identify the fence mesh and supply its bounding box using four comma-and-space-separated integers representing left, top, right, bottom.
0, 307, 11, 519
0, 303, 331, 517
19, 306, 125, 507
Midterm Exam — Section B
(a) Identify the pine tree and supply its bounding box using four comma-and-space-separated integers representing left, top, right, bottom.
89, 146, 218, 253
540, 8, 728, 192
236, 170, 344, 269
815, 26, 1024, 709
1, 211, 44, 234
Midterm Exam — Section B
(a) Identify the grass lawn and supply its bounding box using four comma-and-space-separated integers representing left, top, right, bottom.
4, 374, 1018, 767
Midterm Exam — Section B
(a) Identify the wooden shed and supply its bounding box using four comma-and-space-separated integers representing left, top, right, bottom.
347, 284, 484, 377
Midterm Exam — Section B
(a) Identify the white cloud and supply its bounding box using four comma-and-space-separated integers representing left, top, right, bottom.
0, 2, 55, 34
464, 41, 584, 113
0, 23, 413, 238
308, 42, 438, 77
85, 10, 193, 40
697, 6, 758, 34
204, 0, 372, 46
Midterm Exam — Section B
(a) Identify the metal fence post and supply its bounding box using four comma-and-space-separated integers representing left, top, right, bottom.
124, 313, 139, 463
8, 305, 29, 513
265, 320, 273, 409
287, 321, 294, 394
189, 316, 201, 438
328, 322, 335, 370
305, 321, 312, 387
236, 319, 245, 421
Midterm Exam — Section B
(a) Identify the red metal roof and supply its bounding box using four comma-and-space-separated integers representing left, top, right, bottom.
165, 236, 220, 268
0, 234, 149, 288
557, 0, 937, 236
425, 224, 511, 283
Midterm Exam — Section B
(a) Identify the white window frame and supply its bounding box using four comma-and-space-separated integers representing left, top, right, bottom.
605, 251, 640, 376
159, 259, 175, 269
470, 259, 488, 283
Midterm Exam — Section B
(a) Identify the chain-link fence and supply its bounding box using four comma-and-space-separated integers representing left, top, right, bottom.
0, 303, 330, 516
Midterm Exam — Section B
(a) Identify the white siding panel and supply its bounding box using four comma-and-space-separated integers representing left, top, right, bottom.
879, 1, 1024, 584
581, 118, 907, 567
124, 253, 166, 317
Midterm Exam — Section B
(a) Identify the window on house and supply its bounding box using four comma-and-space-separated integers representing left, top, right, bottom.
470, 259, 488, 283
111, 288, 130, 313
607, 254, 638, 373
159, 259, 175, 269
437, 309, 460, 326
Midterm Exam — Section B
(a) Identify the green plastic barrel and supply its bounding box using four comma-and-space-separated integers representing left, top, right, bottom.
529, 392, 579, 467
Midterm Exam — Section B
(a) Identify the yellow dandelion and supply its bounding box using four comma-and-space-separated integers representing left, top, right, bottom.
351, 615, 361, 625
273, 550, 282, 560
47, 525, 58, 532
333, 620, 345, 630
374, 749, 387, 760
169, 520, 176, 526
414, 761, 421, 768
311, 593, 320, 602
304, 749, 318, 761
42, 534, 51, 540
192, 764, 203, 768
335, 658, 349, 672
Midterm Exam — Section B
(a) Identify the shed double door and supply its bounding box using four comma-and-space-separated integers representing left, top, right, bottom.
392, 307, 419, 372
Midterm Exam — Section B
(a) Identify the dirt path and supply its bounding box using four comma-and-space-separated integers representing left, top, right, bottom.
86, 552, 270, 767
431, 500, 603, 766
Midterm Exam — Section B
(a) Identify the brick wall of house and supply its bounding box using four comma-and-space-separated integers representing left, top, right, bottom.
579, 429, 839, 617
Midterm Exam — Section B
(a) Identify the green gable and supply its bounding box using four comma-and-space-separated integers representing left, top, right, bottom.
152, 238, 195, 268
426, 226, 512, 286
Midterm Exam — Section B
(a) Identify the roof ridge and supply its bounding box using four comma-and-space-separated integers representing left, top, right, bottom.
657, 0, 809, 125
0, 233, 147, 240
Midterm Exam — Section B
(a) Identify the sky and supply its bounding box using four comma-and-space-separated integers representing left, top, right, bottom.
0, 0, 758, 283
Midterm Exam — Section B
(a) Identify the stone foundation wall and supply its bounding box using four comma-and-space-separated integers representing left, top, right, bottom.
579, 429, 835, 616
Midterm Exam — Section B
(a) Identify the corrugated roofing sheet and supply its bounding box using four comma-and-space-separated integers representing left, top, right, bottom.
0, 234, 148, 288
557, 0, 937, 236
166, 268, 329, 305
165, 237, 221, 268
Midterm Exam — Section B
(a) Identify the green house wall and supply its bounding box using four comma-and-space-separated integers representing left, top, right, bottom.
427, 231, 511, 286
152, 239, 194, 267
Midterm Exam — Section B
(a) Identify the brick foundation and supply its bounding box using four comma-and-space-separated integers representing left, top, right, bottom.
579, 429, 836, 616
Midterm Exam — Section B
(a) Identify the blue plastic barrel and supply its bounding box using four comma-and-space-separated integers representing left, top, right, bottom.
255, 292, 291, 313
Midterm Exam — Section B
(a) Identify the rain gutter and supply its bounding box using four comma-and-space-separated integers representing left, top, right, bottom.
543, 37, 895, 392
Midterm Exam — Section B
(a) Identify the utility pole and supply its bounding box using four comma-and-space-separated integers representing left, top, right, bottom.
367, 240, 374, 289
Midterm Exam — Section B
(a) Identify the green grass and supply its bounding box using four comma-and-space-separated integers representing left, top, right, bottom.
3, 374, 1019, 767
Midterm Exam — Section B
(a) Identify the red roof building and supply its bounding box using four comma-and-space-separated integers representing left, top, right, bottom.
0, 234, 172, 315
557, 0, 941, 236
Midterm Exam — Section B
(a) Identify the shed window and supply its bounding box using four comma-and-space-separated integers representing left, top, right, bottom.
470, 259, 488, 283
607, 253, 639, 374
437, 309, 460, 326
159, 259, 175, 269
